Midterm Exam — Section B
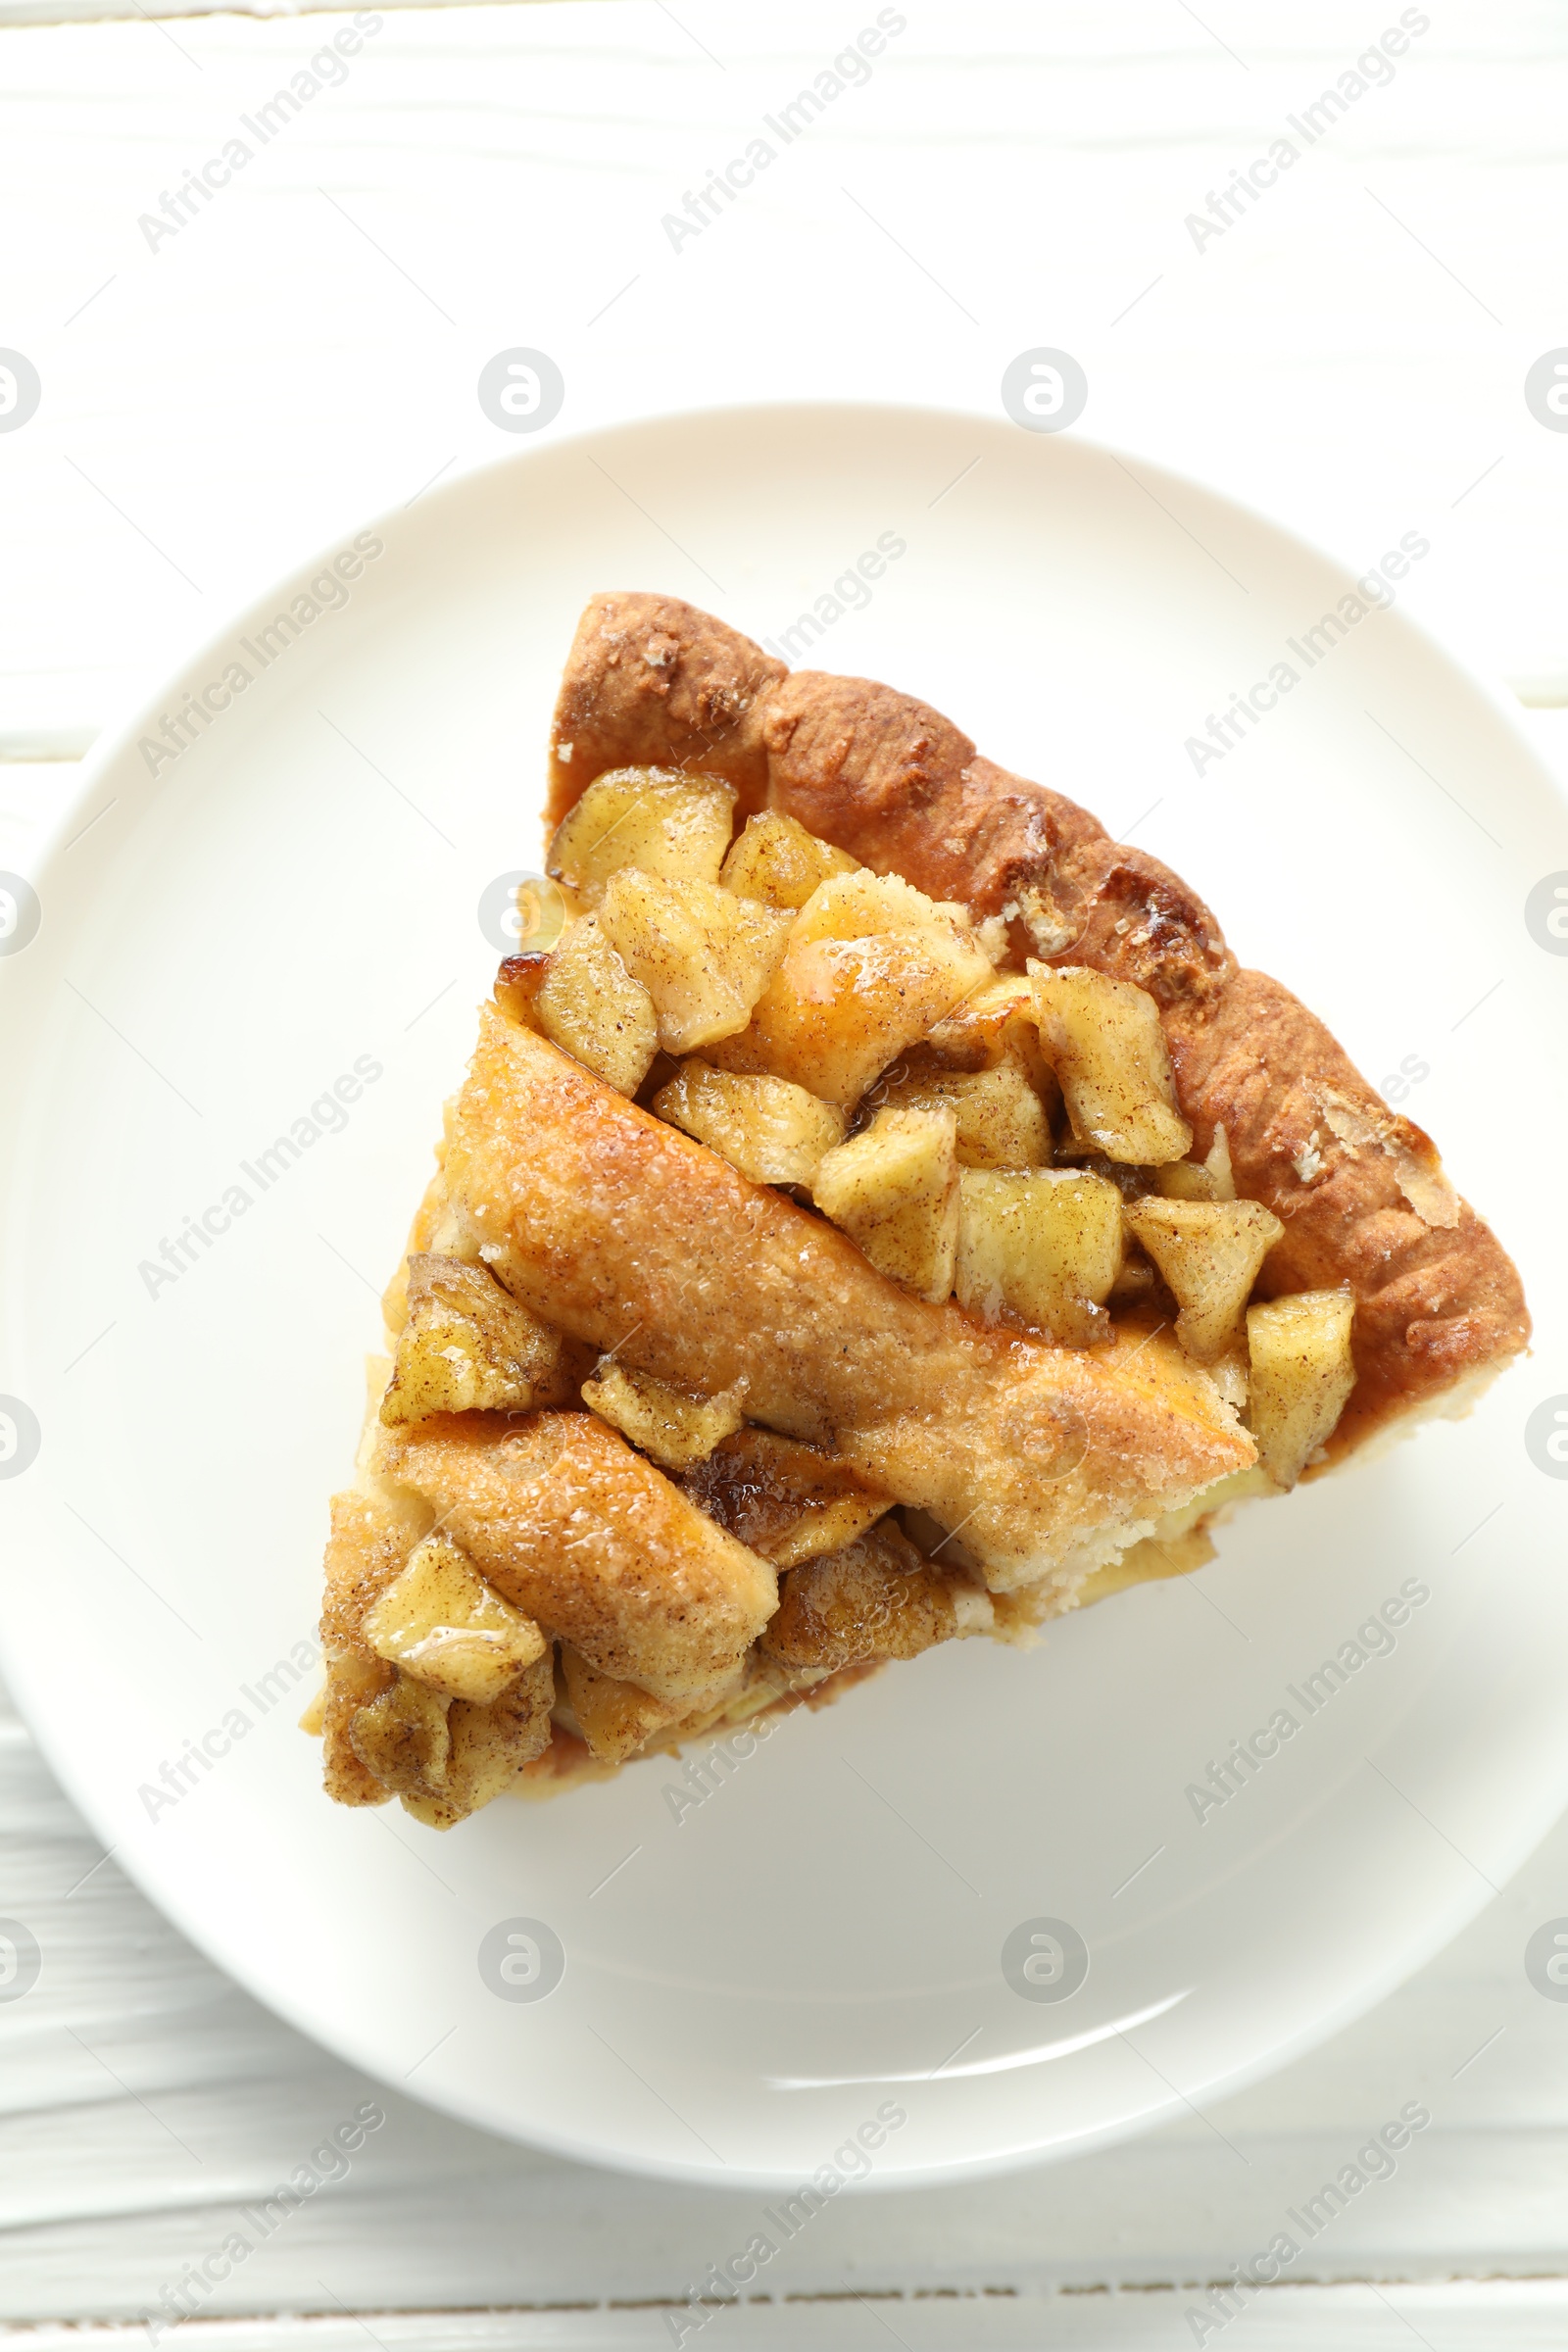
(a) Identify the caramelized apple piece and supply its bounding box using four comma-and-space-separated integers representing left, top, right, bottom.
1124, 1197, 1284, 1364
1246, 1290, 1356, 1488
581, 1360, 748, 1471
711, 871, 995, 1109
812, 1105, 958, 1302
720, 809, 859, 908
547, 765, 736, 908
653, 1060, 845, 1187
363, 1533, 547, 1703
679, 1427, 893, 1570
493, 952, 551, 1031
380, 1254, 571, 1426
878, 1055, 1051, 1169
535, 916, 658, 1095
955, 1167, 1123, 1347
1029, 961, 1191, 1164
598, 870, 792, 1053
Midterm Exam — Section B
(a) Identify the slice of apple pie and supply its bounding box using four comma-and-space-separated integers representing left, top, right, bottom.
309, 593, 1529, 1826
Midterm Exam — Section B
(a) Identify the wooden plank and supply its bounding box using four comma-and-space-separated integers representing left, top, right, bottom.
3, 7, 1568, 2328
8, 1608, 1568, 2325
0, 3, 1565, 745
10, 2283, 1568, 2351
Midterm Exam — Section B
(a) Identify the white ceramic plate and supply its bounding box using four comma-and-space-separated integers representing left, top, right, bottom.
2, 404, 1565, 2189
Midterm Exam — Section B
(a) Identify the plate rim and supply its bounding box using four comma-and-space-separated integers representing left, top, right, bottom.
3, 395, 1564, 2186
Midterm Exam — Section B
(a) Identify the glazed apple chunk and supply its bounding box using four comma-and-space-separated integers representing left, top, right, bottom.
380, 1254, 575, 1424
652, 1060, 846, 1188
598, 870, 793, 1053
720, 809, 860, 908
955, 1167, 1124, 1348
1124, 1198, 1284, 1364
1246, 1290, 1357, 1488
710, 871, 997, 1109
1030, 961, 1191, 1164
811, 1105, 959, 1303
548, 765, 737, 906
534, 917, 658, 1095
580, 1359, 749, 1472
362, 1533, 547, 1703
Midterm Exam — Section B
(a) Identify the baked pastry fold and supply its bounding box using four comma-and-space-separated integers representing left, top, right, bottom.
309, 589, 1528, 1825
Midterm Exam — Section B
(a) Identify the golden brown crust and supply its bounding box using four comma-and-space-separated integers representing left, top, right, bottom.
546, 593, 1529, 1448
547, 591, 784, 831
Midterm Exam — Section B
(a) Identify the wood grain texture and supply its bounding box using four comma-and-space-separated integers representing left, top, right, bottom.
0, 3, 1566, 746
0, 561, 1566, 2347
6, 1597, 1568, 2330
3, 5, 1568, 2334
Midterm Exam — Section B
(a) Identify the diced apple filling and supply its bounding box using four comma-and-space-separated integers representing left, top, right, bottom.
1029, 961, 1192, 1164
720, 809, 859, 908
955, 1166, 1124, 1347
363, 1533, 548, 1703
878, 1054, 1052, 1169
653, 1059, 846, 1187
812, 1104, 959, 1302
1123, 1197, 1284, 1364
548, 765, 736, 907
713, 871, 996, 1108
380, 1254, 570, 1425
534, 915, 658, 1094
559, 1642, 685, 1765
1246, 1290, 1357, 1488
581, 1360, 749, 1471
598, 870, 793, 1053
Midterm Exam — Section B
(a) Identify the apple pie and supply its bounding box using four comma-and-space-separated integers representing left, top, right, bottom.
308, 592, 1529, 1826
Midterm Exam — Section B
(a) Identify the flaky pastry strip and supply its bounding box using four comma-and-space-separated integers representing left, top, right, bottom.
439, 1008, 1252, 1599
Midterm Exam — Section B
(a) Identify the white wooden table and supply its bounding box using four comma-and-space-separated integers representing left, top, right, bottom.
4, 5, 1568, 2339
